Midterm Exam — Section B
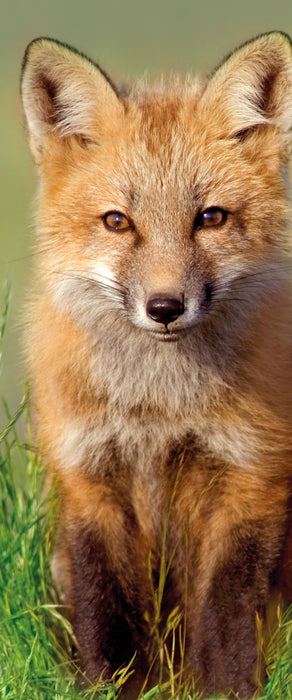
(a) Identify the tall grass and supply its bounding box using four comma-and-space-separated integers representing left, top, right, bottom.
0, 400, 99, 699
0, 294, 292, 699
0, 293, 112, 699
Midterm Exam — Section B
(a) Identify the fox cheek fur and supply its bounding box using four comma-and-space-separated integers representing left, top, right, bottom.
21, 32, 292, 698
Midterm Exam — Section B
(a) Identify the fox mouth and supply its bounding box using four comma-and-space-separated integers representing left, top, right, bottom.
148, 326, 193, 342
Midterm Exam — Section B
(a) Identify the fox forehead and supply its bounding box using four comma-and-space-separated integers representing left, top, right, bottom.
85, 90, 282, 217
124, 80, 203, 145
97, 88, 203, 178
81, 95, 241, 213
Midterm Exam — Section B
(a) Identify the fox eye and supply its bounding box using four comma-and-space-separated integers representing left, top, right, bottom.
194, 207, 227, 230
103, 211, 132, 232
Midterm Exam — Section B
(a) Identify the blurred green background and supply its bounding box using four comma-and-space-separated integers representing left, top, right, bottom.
1, 0, 292, 425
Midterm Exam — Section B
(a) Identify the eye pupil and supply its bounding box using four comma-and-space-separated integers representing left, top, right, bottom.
103, 211, 131, 232
203, 208, 223, 225
194, 207, 227, 230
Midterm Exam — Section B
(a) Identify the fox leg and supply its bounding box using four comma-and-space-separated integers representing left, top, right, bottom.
173, 467, 289, 698
68, 525, 151, 686
188, 518, 274, 698
55, 472, 152, 687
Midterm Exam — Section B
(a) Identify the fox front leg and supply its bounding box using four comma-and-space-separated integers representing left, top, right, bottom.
173, 469, 289, 698
68, 522, 150, 685
191, 520, 269, 698
57, 474, 153, 689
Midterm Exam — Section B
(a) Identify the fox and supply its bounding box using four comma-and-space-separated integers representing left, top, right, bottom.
20, 32, 292, 698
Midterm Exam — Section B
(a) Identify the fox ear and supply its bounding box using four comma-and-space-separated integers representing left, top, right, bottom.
201, 32, 292, 141
21, 38, 123, 161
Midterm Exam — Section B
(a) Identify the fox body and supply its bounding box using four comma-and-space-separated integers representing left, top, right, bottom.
21, 33, 292, 698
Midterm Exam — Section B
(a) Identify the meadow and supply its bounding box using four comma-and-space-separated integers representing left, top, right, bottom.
1, 1, 292, 697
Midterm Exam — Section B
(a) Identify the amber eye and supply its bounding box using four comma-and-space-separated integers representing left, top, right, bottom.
194, 207, 227, 230
103, 211, 132, 232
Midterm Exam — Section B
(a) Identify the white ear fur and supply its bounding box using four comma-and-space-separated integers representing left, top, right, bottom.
21, 38, 123, 159
201, 32, 292, 139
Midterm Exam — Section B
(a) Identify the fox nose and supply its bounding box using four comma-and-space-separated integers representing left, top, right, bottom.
146, 294, 184, 327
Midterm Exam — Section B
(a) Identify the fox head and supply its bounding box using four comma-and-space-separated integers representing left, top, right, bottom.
21, 33, 292, 345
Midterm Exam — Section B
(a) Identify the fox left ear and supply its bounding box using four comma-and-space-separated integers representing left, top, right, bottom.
21, 37, 123, 163
201, 32, 292, 142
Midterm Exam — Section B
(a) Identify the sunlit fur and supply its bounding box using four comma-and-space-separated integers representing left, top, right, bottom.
21, 32, 292, 699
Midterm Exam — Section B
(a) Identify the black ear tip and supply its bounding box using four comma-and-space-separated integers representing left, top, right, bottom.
20, 37, 120, 103
20, 38, 82, 98
21, 37, 80, 78
267, 30, 292, 46
22, 37, 51, 72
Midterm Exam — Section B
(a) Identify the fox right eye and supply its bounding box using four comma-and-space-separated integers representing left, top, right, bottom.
193, 207, 228, 230
103, 211, 133, 232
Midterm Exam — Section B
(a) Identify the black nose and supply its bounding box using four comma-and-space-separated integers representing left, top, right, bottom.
146, 295, 184, 327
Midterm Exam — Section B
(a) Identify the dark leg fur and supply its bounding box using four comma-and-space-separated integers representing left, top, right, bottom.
186, 519, 286, 698
69, 522, 151, 690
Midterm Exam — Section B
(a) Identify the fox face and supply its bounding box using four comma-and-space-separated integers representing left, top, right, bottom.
21, 33, 292, 699
22, 36, 291, 351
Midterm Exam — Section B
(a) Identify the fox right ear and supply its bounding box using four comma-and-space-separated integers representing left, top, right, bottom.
201, 32, 292, 143
21, 38, 123, 162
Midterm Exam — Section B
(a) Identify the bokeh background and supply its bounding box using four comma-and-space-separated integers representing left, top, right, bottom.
1, 0, 292, 425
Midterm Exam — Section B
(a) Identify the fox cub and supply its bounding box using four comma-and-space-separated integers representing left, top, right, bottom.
21, 33, 292, 698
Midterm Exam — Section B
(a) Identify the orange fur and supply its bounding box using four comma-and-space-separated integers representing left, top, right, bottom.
21, 33, 292, 698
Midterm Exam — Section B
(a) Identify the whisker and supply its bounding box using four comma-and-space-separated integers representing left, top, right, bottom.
215, 263, 291, 289
51, 269, 129, 302
0, 242, 54, 267
0, 251, 45, 266
213, 297, 248, 303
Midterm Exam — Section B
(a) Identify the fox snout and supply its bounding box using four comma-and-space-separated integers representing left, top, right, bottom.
137, 282, 212, 337
146, 293, 185, 328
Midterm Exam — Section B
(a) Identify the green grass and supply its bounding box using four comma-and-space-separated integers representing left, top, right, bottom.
0, 296, 292, 699
0, 402, 95, 699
